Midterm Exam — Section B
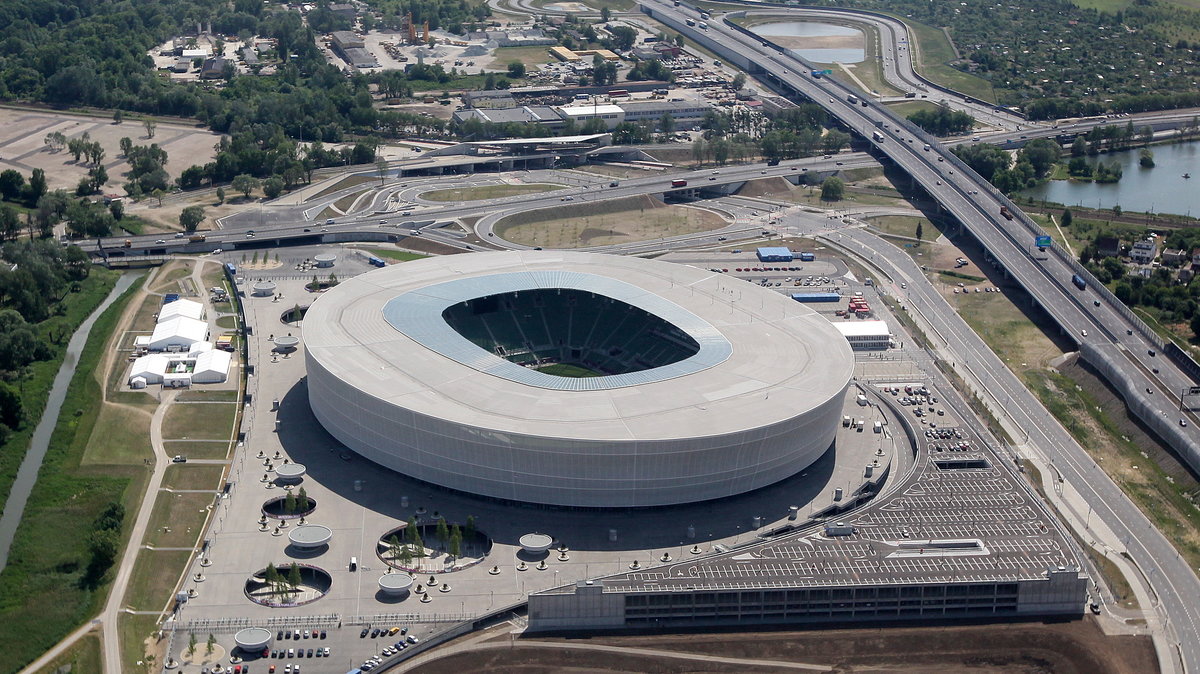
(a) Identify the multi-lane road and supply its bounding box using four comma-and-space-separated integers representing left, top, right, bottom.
643, 1, 1200, 669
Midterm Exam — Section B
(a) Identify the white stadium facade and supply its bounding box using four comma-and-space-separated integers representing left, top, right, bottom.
304, 251, 854, 508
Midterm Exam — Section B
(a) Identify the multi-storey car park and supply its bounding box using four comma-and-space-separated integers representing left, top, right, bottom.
528, 381, 1088, 630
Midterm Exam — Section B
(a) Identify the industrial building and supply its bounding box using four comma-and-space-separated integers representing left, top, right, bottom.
555, 104, 625, 129
330, 30, 378, 69
619, 100, 712, 127
452, 106, 564, 130
304, 251, 853, 508
462, 91, 517, 109
833, 320, 892, 350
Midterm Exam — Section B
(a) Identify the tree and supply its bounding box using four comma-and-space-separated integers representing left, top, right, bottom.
0, 170, 25, 201
284, 490, 297, 514
113, 110, 123, 125
151, 188, 165, 207
216, 187, 226, 205
287, 562, 302, 591
731, 73, 747, 91
231, 174, 258, 199
507, 62, 526, 79
465, 515, 476, 540
188, 633, 197, 658
449, 525, 462, 558
915, 220, 924, 244
206, 634, 216, 656
375, 159, 388, 187
1061, 208, 1073, 229
820, 176, 844, 201
600, 5, 611, 21
144, 118, 156, 139
388, 534, 402, 561
405, 517, 419, 545
262, 176, 284, 199
399, 544, 413, 565
435, 517, 449, 549
1139, 148, 1155, 168
413, 531, 426, 558
26, 169, 47, 207
180, 205, 206, 232
1191, 311, 1200, 341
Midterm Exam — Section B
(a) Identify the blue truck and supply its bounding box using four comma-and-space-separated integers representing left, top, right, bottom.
799, 252, 815, 262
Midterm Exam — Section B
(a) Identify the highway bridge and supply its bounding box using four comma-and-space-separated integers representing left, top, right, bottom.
641, 1, 1200, 668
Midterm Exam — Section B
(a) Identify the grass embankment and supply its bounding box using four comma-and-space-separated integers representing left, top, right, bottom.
31, 630, 103, 674
161, 402, 237, 440
0, 267, 120, 514
496, 195, 726, 249
952, 282, 1200, 588
0, 278, 146, 674
368, 248, 429, 263
885, 100, 942, 119
421, 183, 563, 202
896, 15, 996, 103
870, 215, 938, 242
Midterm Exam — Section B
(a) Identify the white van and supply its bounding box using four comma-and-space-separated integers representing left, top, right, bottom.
873, 421, 883, 433
349, 557, 358, 572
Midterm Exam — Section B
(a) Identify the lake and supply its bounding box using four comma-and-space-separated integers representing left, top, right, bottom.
752, 21, 865, 64
1021, 140, 1200, 216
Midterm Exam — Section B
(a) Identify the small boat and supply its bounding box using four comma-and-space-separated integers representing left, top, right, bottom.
1185, 173, 1192, 179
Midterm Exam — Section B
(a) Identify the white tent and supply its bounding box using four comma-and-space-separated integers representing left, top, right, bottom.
149, 316, 209, 351
129, 354, 170, 384
192, 350, 232, 384
188, 341, 214, 356
159, 299, 205, 322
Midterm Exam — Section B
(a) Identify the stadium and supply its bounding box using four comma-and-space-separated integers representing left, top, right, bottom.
303, 251, 854, 508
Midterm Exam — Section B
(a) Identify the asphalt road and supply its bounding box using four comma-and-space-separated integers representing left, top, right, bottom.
648, 1, 1200, 670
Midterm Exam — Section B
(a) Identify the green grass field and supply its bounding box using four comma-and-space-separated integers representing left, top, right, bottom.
32, 630, 102, 674
421, 183, 563, 202
898, 16, 996, 103
870, 215, 938, 241
162, 402, 237, 441
368, 248, 430, 262
491, 46, 555, 69
145, 491, 213, 549
124, 549, 192, 612
162, 441, 230, 460
0, 279, 147, 674
162, 464, 225, 491
536, 363, 603, 378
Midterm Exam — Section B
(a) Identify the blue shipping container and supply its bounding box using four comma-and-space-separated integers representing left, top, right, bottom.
799, 252, 815, 262
791, 293, 841, 303
163, 293, 179, 304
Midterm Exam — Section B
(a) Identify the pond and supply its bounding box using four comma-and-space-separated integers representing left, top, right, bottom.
1021, 140, 1200, 216
751, 21, 865, 64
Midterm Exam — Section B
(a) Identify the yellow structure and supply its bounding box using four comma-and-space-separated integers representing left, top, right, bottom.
549, 46, 621, 63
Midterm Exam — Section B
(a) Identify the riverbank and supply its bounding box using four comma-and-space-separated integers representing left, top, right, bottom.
0, 276, 145, 674
0, 267, 120, 516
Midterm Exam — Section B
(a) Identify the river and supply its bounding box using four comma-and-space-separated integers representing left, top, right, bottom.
751, 21, 866, 64
0, 271, 141, 573
1021, 140, 1200, 216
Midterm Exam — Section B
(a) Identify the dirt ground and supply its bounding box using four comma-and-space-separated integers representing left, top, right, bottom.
0, 107, 220, 192
418, 618, 1155, 674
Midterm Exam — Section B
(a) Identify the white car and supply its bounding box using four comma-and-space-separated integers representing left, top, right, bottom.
155, 239, 166, 244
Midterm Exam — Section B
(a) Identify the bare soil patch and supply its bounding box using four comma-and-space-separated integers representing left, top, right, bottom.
420, 618, 1152, 674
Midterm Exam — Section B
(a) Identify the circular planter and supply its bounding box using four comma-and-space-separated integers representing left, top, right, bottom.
234, 627, 272, 652
288, 524, 332, 550
261, 495, 317, 520
244, 563, 331, 608
376, 522, 493, 574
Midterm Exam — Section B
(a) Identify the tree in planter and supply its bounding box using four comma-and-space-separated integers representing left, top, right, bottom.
187, 633, 197, 658
290, 304, 302, 323
449, 525, 462, 559
288, 562, 303, 593
388, 534, 402, 561
311, 274, 319, 291
206, 634, 216, 656
435, 517, 449, 550
297, 486, 308, 508
399, 544, 413, 566
465, 515, 476, 540
405, 517, 419, 546
265, 562, 281, 595
284, 491, 297, 514
411, 531, 425, 558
